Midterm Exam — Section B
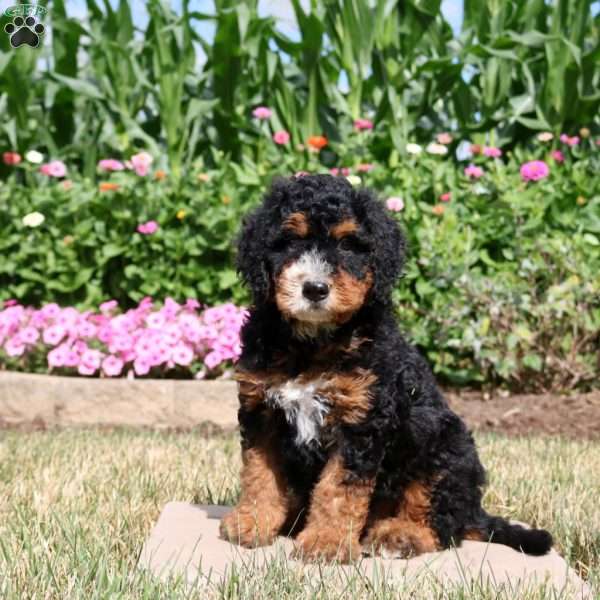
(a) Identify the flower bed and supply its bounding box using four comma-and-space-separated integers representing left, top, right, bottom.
0, 299, 246, 379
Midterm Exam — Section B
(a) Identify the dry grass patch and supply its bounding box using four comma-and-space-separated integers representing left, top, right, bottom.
0, 428, 597, 599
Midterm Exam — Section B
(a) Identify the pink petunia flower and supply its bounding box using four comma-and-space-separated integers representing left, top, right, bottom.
273, 130, 290, 145
551, 150, 564, 163
47, 345, 67, 367
130, 152, 153, 176
98, 159, 125, 172
204, 350, 223, 370
252, 106, 272, 120
5, 337, 25, 357
99, 300, 118, 313
137, 221, 159, 235
134, 357, 151, 376
436, 132, 453, 145
294, 171, 309, 178
40, 160, 67, 178
102, 355, 124, 377
520, 160, 549, 182
171, 343, 194, 366
19, 326, 39, 345
356, 163, 374, 173
440, 192, 451, 202
483, 146, 502, 158
354, 118, 373, 131
386, 197, 404, 212
43, 324, 66, 346
464, 164, 484, 179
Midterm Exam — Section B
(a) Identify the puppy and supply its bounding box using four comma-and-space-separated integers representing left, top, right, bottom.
219, 174, 553, 562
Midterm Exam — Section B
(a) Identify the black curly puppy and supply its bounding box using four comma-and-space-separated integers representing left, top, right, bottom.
220, 174, 553, 562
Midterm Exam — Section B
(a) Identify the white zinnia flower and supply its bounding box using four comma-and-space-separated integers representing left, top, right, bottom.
25, 150, 44, 164
346, 175, 361, 186
22, 212, 45, 227
406, 143, 422, 155
426, 142, 448, 155
537, 132, 554, 142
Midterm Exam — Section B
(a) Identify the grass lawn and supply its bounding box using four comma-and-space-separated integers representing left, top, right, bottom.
0, 428, 597, 599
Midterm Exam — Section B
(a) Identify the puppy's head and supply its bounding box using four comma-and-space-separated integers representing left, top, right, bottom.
237, 175, 405, 335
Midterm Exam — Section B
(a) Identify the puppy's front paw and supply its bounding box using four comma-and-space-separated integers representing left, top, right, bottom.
291, 528, 360, 563
362, 521, 437, 558
219, 506, 278, 548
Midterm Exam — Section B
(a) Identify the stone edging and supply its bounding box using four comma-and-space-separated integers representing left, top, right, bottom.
0, 371, 239, 429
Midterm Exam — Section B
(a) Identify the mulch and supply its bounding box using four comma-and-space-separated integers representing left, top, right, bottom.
446, 389, 600, 440
2, 389, 599, 440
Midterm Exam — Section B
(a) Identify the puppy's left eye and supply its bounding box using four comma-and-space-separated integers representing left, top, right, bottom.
338, 237, 368, 253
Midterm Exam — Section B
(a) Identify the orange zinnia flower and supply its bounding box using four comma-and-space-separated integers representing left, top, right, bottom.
432, 204, 445, 216
307, 135, 328, 150
154, 169, 166, 181
99, 182, 120, 192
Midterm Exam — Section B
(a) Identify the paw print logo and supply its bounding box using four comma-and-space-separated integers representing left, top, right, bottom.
4, 15, 45, 48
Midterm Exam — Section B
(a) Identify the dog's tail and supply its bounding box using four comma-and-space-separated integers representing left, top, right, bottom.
467, 511, 553, 555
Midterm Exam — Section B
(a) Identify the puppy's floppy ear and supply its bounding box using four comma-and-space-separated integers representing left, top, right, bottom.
354, 188, 406, 304
236, 206, 270, 303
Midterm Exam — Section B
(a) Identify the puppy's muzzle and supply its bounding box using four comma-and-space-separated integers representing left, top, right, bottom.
302, 281, 330, 303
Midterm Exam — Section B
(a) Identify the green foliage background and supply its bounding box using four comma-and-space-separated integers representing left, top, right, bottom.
1, 0, 599, 390
0, 0, 599, 176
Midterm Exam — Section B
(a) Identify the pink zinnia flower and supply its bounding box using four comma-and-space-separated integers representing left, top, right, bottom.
273, 130, 290, 145
130, 152, 153, 176
3, 152, 21, 165
520, 160, 549, 182
40, 160, 67, 178
386, 197, 404, 212
551, 150, 564, 163
354, 118, 373, 131
252, 106, 272, 120
356, 163, 374, 173
330, 167, 351, 177
436, 132, 453, 145
464, 164, 484, 179
440, 192, 451, 202
98, 159, 125, 172
294, 171, 309, 178
137, 220, 159, 235
483, 146, 502, 158
559, 134, 579, 147
102, 355, 124, 377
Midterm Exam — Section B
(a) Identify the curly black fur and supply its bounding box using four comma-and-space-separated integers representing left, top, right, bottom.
233, 174, 553, 556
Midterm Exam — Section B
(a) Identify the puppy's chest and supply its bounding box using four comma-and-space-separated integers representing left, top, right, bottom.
266, 378, 333, 447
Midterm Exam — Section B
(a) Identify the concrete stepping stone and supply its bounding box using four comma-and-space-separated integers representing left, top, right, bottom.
139, 502, 592, 597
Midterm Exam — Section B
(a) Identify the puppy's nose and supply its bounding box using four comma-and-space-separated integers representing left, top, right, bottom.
302, 281, 329, 302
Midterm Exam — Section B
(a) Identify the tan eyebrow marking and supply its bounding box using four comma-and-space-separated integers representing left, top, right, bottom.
282, 212, 309, 237
330, 219, 359, 239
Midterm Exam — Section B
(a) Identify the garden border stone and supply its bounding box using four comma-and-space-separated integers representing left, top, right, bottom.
0, 371, 238, 429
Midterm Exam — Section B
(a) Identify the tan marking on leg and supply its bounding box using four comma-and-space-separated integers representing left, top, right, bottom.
362, 481, 440, 557
282, 212, 309, 237
220, 435, 292, 547
329, 269, 373, 323
463, 529, 485, 541
292, 454, 374, 562
330, 219, 359, 239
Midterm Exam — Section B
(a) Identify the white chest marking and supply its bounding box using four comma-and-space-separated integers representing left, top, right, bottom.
266, 379, 330, 446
